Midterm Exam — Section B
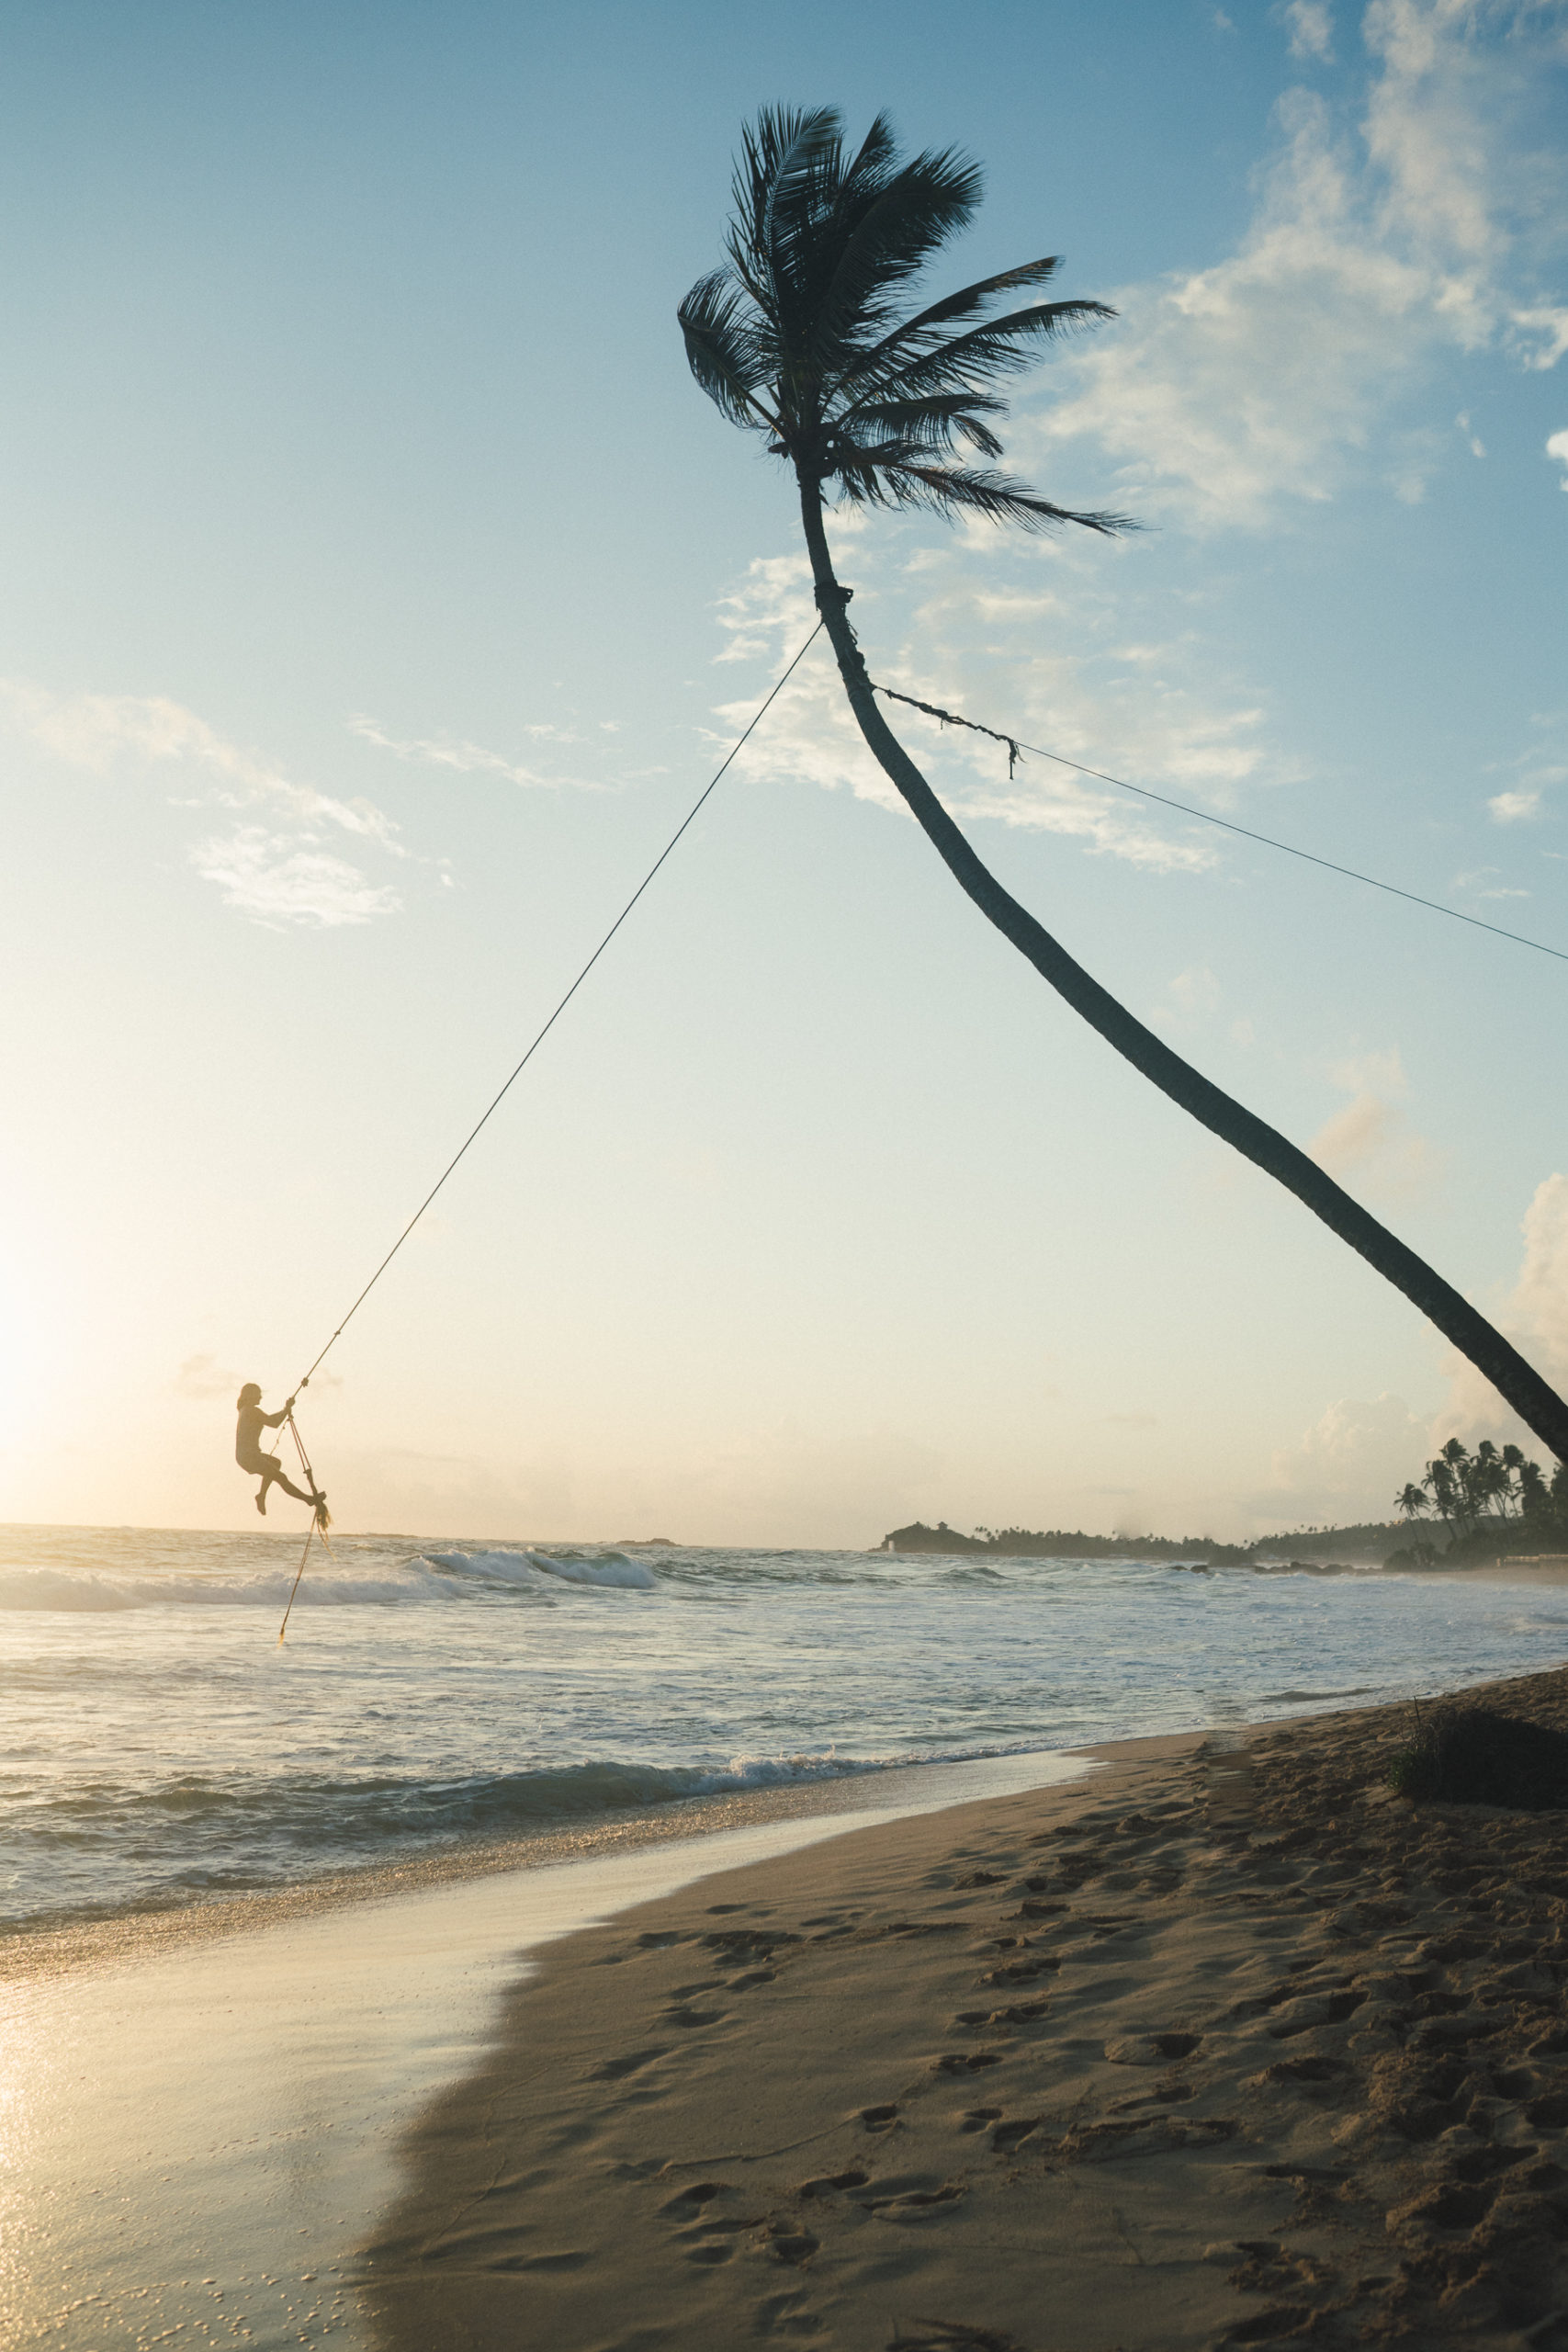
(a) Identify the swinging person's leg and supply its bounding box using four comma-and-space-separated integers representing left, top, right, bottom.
272, 1467, 317, 1505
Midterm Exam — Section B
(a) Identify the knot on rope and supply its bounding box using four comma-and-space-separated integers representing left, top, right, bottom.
874, 683, 1020, 779
814, 580, 854, 612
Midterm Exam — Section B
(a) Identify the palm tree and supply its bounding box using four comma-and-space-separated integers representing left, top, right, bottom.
678, 104, 1568, 1464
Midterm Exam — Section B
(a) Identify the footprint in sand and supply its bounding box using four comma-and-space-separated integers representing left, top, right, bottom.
860, 2180, 965, 2218
886, 2324, 1028, 2352
934, 2050, 1004, 2075
592, 2046, 669, 2081
1104, 2031, 1201, 2066
989, 2118, 1039, 2154
859, 2102, 899, 2132
952, 1998, 1050, 2030
659, 2181, 728, 2211
766, 2225, 820, 2266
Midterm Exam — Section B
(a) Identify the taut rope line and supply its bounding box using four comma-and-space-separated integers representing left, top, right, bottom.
874, 683, 1568, 968
290, 622, 824, 1402
276, 1410, 332, 1644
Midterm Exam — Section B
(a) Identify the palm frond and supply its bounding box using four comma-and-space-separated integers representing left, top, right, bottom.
766, 112, 848, 290
809, 147, 982, 361
832, 453, 1134, 535
677, 270, 775, 427
829, 256, 1063, 390
835, 391, 1007, 459
842, 299, 1116, 410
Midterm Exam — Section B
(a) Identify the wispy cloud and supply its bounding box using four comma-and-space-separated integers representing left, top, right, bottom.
1307, 1046, 1444, 1198
0, 680, 406, 926
347, 710, 663, 795
1551, 425, 1568, 485
175, 1352, 241, 1401
709, 546, 1290, 876
189, 828, 401, 926
350, 713, 581, 788
1284, 0, 1337, 62
1030, 2, 1568, 531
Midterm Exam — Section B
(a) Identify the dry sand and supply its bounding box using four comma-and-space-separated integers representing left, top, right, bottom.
363, 1669, 1568, 2352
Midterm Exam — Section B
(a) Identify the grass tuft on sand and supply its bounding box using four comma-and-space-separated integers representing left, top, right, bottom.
1387, 1703, 1568, 1809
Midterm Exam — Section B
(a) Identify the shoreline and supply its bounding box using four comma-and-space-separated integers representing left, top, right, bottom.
363, 1666, 1568, 2351
3, 1748, 1100, 2351
1, 1746, 1101, 1985
15, 1552, 1568, 1982
16, 1654, 1568, 2346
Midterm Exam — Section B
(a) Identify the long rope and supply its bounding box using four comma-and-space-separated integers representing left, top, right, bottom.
276, 1410, 333, 1643
874, 683, 1568, 967
276, 1509, 315, 1645
291, 623, 824, 1395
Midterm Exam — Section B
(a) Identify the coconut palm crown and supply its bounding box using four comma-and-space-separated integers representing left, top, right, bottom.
678, 106, 1129, 536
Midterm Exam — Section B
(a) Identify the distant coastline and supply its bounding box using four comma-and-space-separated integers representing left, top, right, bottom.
878, 1516, 1404, 1566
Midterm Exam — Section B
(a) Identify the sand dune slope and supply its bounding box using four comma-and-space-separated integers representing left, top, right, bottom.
365, 1673, 1568, 2351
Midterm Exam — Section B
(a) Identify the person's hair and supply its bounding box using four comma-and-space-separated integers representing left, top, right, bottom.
237, 1383, 262, 1408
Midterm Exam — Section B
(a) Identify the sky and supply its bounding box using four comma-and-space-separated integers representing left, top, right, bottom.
0, 0, 1564, 1548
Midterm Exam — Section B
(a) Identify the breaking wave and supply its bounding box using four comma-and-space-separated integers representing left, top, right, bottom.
0, 1741, 1035, 1928
0, 1545, 657, 1611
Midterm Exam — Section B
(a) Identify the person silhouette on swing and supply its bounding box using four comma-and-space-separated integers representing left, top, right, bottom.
235, 1385, 324, 1517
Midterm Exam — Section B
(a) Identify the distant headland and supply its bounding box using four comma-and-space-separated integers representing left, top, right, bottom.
876, 1518, 1404, 1566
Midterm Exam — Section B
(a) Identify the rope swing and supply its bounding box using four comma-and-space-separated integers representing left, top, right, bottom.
276, 1411, 332, 1645
267, 622, 825, 1634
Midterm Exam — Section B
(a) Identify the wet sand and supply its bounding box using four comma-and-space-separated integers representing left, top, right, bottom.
364, 1668, 1568, 2352
2, 1749, 1094, 2350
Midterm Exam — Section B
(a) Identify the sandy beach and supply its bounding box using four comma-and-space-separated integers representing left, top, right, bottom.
363, 1667, 1568, 2352
2, 1749, 1094, 2349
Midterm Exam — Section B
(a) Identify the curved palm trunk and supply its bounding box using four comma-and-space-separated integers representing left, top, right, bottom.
797, 480, 1568, 1464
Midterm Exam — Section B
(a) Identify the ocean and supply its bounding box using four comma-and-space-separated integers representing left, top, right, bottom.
6, 1521, 1568, 1937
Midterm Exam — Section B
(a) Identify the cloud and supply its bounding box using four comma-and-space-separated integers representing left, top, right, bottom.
1551, 426, 1568, 486
350, 714, 584, 789
189, 827, 401, 927
1451, 862, 1530, 898
1435, 1171, 1568, 1446
710, 545, 1291, 876
1285, 1, 1337, 62
1171, 965, 1224, 1015
175, 1353, 241, 1401
1030, 3, 1568, 532
1307, 1046, 1443, 1197
0, 679, 406, 926
1261, 1390, 1427, 1517
1516, 310, 1568, 369
1483, 709, 1568, 828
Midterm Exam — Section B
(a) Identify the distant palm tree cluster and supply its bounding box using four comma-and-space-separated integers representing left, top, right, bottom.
1394, 1438, 1568, 1562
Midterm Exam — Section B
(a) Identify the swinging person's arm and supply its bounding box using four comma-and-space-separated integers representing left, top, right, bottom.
261, 1396, 297, 1429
